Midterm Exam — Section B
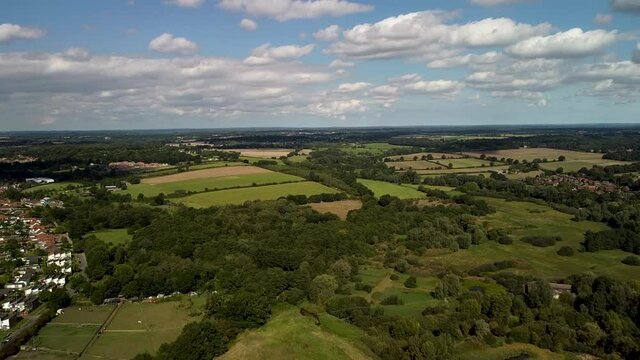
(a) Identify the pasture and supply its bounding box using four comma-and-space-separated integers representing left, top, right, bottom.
464, 147, 607, 162
339, 143, 410, 155
23, 182, 83, 194
426, 197, 640, 281
218, 305, 373, 360
356, 179, 424, 199
386, 161, 445, 171
415, 165, 509, 175
86, 229, 132, 246
227, 148, 293, 158
432, 158, 496, 169
140, 166, 270, 184
126, 171, 304, 198
307, 200, 362, 220
83, 300, 202, 359
385, 152, 462, 161
171, 182, 339, 208
539, 159, 632, 172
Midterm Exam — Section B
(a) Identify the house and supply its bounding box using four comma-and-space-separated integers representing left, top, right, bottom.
25, 177, 54, 184
549, 283, 573, 299
0, 313, 19, 330
23, 297, 39, 314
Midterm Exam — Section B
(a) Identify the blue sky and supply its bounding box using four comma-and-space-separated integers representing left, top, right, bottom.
0, 0, 639, 130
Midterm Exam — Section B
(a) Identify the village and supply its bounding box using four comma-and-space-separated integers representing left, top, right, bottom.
0, 184, 72, 334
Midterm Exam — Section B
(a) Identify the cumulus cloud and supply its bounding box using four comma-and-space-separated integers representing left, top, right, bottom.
314, 25, 341, 41
243, 43, 315, 65
329, 59, 354, 68
506, 28, 618, 58
326, 11, 551, 60
218, 0, 373, 21
239, 18, 258, 31
337, 82, 371, 92
470, 0, 537, 6
165, 0, 205, 8
612, 0, 640, 14
594, 13, 613, 24
310, 99, 366, 117
148, 33, 198, 55
427, 51, 503, 68
0, 23, 45, 43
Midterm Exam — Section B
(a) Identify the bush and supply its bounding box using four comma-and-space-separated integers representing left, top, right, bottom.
498, 235, 513, 245
354, 283, 373, 293
557, 246, 574, 257
521, 236, 561, 247
622, 256, 640, 266
404, 276, 417, 289
390, 274, 399, 281
381, 295, 403, 305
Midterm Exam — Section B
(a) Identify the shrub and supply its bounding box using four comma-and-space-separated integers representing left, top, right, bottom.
390, 274, 399, 280
557, 246, 574, 257
498, 235, 513, 245
521, 236, 561, 247
622, 256, 640, 266
381, 295, 403, 305
354, 283, 373, 293
404, 276, 417, 288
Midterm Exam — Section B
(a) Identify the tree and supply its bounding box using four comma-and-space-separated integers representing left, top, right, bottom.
156, 321, 230, 360
40, 288, 71, 309
153, 193, 166, 206
310, 274, 338, 304
404, 276, 417, 288
433, 274, 461, 299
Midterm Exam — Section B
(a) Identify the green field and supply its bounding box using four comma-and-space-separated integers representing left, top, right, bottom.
385, 152, 462, 161
416, 165, 510, 175
539, 159, 632, 172
456, 341, 565, 360
86, 229, 132, 246
171, 182, 339, 208
426, 197, 640, 281
386, 160, 445, 171
357, 179, 425, 199
125, 172, 304, 198
339, 143, 410, 155
432, 158, 497, 169
219, 305, 373, 360
23, 182, 83, 194
83, 299, 203, 359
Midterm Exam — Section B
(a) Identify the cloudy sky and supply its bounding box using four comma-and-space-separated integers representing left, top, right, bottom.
1, 0, 639, 130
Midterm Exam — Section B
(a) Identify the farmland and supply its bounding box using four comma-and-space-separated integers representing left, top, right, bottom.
227, 149, 294, 158
22, 182, 83, 194
463, 147, 607, 162
339, 143, 410, 155
385, 152, 462, 161
356, 179, 425, 199
385, 161, 445, 171
171, 182, 339, 208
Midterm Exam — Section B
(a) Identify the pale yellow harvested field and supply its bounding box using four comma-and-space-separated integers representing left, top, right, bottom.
229, 149, 294, 158
142, 166, 271, 184
308, 200, 363, 220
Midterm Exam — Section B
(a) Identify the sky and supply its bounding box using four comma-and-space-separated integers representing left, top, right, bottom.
0, 0, 639, 130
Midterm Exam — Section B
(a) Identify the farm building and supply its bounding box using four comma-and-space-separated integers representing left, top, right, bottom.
25, 177, 55, 184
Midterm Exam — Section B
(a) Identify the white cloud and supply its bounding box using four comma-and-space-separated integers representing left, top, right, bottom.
0, 23, 45, 43
490, 90, 548, 107
239, 18, 258, 31
244, 43, 315, 65
310, 99, 366, 117
427, 51, 503, 68
612, 0, 640, 14
470, 0, 537, 6
314, 25, 341, 41
337, 82, 371, 92
165, 0, 205, 8
594, 13, 613, 24
506, 28, 618, 58
219, 0, 373, 21
633, 43, 640, 64
326, 11, 551, 60
329, 59, 354, 68
148, 33, 198, 55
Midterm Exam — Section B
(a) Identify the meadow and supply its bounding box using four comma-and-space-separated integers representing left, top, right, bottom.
415, 165, 510, 175
385, 152, 462, 161
85, 229, 132, 246
227, 149, 294, 158
171, 182, 339, 208
339, 143, 410, 155
218, 305, 373, 360
125, 171, 304, 198
22, 182, 83, 194
307, 200, 362, 220
463, 147, 606, 162
432, 157, 497, 169
539, 159, 632, 172
425, 197, 640, 282
356, 179, 425, 199
385, 161, 446, 171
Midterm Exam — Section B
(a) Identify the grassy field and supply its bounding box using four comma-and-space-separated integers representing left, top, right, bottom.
432, 158, 497, 169
386, 161, 446, 171
425, 197, 640, 282
23, 182, 83, 194
464, 148, 605, 162
307, 200, 362, 220
416, 165, 510, 175
456, 341, 565, 360
539, 159, 632, 172
339, 143, 410, 155
26, 305, 115, 356
385, 152, 462, 161
227, 149, 293, 158
86, 229, 132, 246
84, 300, 203, 359
218, 305, 373, 360
125, 172, 304, 198
171, 182, 339, 208
357, 179, 425, 199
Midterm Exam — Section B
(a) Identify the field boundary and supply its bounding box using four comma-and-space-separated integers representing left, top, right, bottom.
78, 303, 122, 357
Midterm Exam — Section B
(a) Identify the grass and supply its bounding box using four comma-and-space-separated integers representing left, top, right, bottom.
22, 182, 83, 194
416, 166, 510, 175
218, 305, 373, 360
170, 182, 339, 208
356, 179, 425, 199
456, 341, 566, 360
432, 158, 497, 169
307, 200, 362, 220
84, 299, 203, 359
425, 197, 640, 282
539, 159, 632, 172
386, 161, 446, 171
385, 152, 462, 161
339, 143, 410, 155
464, 148, 606, 162
125, 172, 304, 198
85, 229, 132, 246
